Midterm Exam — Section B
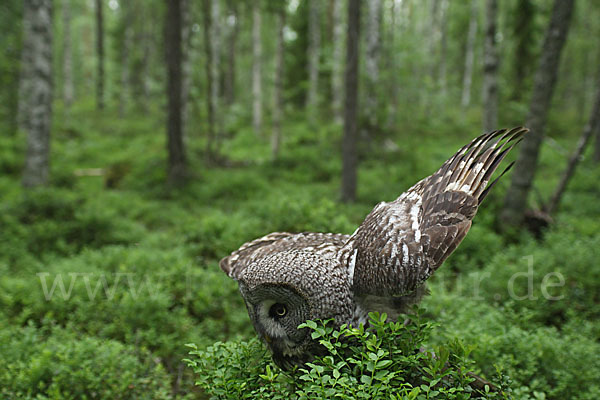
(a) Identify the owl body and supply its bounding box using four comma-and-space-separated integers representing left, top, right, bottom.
220, 128, 528, 369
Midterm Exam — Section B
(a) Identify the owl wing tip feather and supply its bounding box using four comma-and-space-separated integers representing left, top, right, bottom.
342, 127, 527, 297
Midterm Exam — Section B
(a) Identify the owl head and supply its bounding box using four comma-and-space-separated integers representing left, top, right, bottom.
222, 245, 354, 370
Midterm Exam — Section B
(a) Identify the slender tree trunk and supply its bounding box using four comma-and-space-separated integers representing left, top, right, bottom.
203, 0, 215, 158
385, 0, 397, 131
341, 0, 360, 203
595, 121, 600, 164
181, 0, 191, 134
165, 0, 187, 184
438, 0, 449, 96
461, 0, 478, 108
95, 0, 104, 110
141, 22, 151, 112
62, 0, 74, 110
511, 0, 535, 101
224, 0, 239, 106
210, 0, 221, 152
546, 78, 600, 215
500, 0, 575, 228
427, 0, 440, 85
272, 8, 285, 160
18, 4, 34, 133
22, 0, 53, 188
331, 0, 345, 125
118, 0, 132, 118
365, 0, 382, 134
252, 1, 263, 135
307, 0, 321, 124
482, 0, 499, 132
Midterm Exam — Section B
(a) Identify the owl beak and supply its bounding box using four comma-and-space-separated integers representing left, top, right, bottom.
264, 334, 272, 343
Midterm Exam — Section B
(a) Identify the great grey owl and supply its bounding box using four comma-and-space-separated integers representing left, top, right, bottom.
220, 127, 527, 369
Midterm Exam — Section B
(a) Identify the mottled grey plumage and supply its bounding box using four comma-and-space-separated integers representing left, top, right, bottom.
220, 127, 528, 369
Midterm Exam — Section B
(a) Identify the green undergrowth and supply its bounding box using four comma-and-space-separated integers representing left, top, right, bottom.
186, 311, 511, 400
0, 104, 599, 398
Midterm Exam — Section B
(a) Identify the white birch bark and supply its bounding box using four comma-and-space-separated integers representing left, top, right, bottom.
272, 8, 285, 159
63, 0, 74, 110
365, 0, 382, 132
22, 0, 53, 188
306, 0, 321, 123
181, 0, 192, 134
461, 0, 478, 108
482, 0, 499, 132
18, 4, 34, 132
252, 1, 263, 134
331, 0, 345, 124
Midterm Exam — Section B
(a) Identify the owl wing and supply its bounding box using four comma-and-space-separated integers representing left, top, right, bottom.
220, 232, 350, 280
339, 127, 528, 296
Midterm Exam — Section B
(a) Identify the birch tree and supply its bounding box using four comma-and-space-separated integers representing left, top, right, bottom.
18, 4, 34, 133
511, 0, 535, 101
95, 0, 105, 110
365, 0, 382, 133
461, 0, 478, 108
306, 0, 321, 124
482, 0, 499, 132
252, 0, 263, 134
165, 0, 187, 184
272, 5, 285, 160
224, 0, 239, 106
22, 0, 53, 188
341, 0, 360, 203
438, 0, 449, 96
500, 0, 575, 228
331, 0, 345, 124
118, 0, 132, 117
62, 0, 74, 110
202, 0, 220, 159
181, 0, 192, 133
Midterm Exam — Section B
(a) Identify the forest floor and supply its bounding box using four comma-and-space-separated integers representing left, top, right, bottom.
1, 103, 599, 399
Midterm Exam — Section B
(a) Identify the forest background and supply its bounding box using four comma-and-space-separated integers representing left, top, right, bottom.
1, 0, 600, 398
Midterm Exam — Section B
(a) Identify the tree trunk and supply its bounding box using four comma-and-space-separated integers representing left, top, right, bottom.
118, 0, 132, 118
461, 0, 478, 108
306, 0, 321, 124
595, 124, 600, 164
181, 0, 192, 134
482, 0, 499, 132
511, 0, 535, 101
546, 71, 600, 215
438, 0, 449, 96
252, 0, 262, 135
18, 3, 34, 133
272, 7, 285, 160
95, 0, 104, 110
22, 0, 53, 188
427, 0, 440, 86
341, 0, 360, 203
331, 0, 345, 125
62, 0, 74, 110
203, 0, 216, 159
500, 0, 575, 228
210, 0, 221, 151
165, 0, 187, 185
224, 0, 239, 106
365, 0, 382, 134
385, 0, 397, 131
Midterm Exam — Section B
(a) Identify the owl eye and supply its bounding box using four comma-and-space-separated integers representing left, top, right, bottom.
269, 303, 287, 319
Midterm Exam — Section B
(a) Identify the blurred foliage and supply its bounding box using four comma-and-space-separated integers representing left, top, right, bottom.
0, 322, 173, 399
1, 101, 599, 398
2, 0, 600, 398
